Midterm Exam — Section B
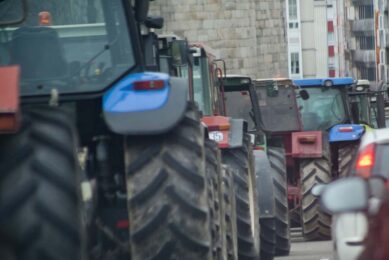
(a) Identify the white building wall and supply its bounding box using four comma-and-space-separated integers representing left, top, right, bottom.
313, 2, 328, 77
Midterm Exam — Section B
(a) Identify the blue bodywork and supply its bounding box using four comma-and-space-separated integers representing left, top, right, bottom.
293, 77, 354, 87
103, 72, 170, 113
328, 124, 365, 142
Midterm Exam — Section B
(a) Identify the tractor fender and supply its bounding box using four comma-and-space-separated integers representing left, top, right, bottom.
103, 72, 188, 135
228, 118, 247, 149
329, 124, 365, 143
253, 150, 275, 218
291, 131, 323, 158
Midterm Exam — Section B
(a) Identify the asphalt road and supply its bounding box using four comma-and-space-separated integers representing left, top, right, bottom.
275, 228, 334, 260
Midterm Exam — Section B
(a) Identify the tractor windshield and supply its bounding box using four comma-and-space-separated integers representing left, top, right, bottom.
0, 0, 135, 96
350, 94, 371, 125
224, 91, 255, 130
193, 56, 212, 115
298, 88, 347, 131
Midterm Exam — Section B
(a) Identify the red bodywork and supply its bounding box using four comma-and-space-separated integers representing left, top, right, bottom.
290, 131, 323, 158
0, 66, 20, 133
202, 116, 230, 149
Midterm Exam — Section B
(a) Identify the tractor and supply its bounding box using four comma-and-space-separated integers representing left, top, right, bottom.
156, 37, 261, 259
291, 77, 386, 240
0, 1, 217, 260
221, 75, 294, 259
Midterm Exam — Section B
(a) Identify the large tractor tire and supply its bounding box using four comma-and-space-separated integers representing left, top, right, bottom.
254, 150, 276, 260
300, 158, 332, 241
267, 147, 291, 256
221, 166, 238, 260
205, 139, 224, 259
0, 107, 83, 260
338, 144, 358, 178
126, 103, 212, 260
222, 136, 260, 260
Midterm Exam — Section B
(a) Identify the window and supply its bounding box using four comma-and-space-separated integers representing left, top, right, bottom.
289, 0, 298, 20
358, 66, 376, 81
356, 36, 375, 50
328, 32, 334, 43
358, 5, 374, 19
290, 52, 300, 74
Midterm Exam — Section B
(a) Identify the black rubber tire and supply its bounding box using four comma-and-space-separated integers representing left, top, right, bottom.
221, 166, 238, 260
267, 147, 291, 256
338, 144, 358, 178
300, 158, 332, 241
126, 103, 212, 260
222, 136, 260, 260
205, 139, 224, 259
0, 107, 82, 260
254, 150, 276, 260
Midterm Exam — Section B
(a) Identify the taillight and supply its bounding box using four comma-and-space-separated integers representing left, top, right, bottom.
298, 135, 317, 144
116, 219, 129, 229
133, 80, 165, 90
339, 126, 354, 132
355, 143, 376, 178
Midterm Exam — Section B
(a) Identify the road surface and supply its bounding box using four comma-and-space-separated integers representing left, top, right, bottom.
275, 228, 334, 260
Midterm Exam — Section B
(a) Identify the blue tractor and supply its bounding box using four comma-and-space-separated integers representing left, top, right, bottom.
292, 77, 386, 240
0, 1, 214, 260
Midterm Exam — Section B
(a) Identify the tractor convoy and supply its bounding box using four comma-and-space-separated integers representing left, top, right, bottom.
0, 1, 387, 260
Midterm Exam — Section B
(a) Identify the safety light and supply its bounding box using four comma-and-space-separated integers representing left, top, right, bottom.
39, 11, 52, 26
298, 135, 317, 144
355, 143, 375, 178
339, 126, 353, 133
355, 86, 365, 92
133, 80, 165, 90
116, 219, 129, 229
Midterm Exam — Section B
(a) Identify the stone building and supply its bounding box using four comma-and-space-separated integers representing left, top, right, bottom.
149, 0, 288, 79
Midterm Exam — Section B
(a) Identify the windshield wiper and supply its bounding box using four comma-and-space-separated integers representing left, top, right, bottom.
71, 43, 111, 78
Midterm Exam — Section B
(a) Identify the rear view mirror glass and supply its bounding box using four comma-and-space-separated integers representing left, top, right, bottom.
0, 0, 25, 26
171, 40, 188, 67
299, 90, 309, 100
321, 177, 368, 214
311, 183, 326, 197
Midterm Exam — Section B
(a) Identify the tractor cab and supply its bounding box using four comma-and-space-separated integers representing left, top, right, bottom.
190, 44, 225, 116
293, 78, 354, 132
253, 78, 304, 134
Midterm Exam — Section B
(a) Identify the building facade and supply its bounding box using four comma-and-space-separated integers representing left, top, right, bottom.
149, 0, 289, 79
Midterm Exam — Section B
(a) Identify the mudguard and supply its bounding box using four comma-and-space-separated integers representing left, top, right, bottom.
203, 117, 247, 149
103, 72, 187, 135
228, 118, 247, 148
253, 150, 275, 218
329, 124, 365, 142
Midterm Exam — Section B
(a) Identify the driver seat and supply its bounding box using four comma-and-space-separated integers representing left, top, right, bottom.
10, 26, 68, 80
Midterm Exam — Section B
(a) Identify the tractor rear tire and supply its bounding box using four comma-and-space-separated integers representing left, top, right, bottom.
205, 139, 224, 259
267, 147, 291, 256
221, 166, 238, 260
0, 107, 83, 260
126, 103, 212, 260
222, 136, 260, 260
338, 144, 358, 178
300, 158, 332, 241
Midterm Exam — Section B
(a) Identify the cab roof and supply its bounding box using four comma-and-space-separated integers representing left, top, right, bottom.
253, 78, 294, 87
293, 78, 354, 87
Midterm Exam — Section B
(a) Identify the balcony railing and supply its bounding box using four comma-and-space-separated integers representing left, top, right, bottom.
353, 50, 375, 65
352, 19, 374, 34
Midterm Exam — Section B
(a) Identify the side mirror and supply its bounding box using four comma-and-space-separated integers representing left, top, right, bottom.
134, 0, 149, 23
321, 177, 368, 214
299, 90, 309, 100
145, 16, 164, 29
171, 40, 189, 67
0, 0, 26, 26
311, 183, 326, 197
